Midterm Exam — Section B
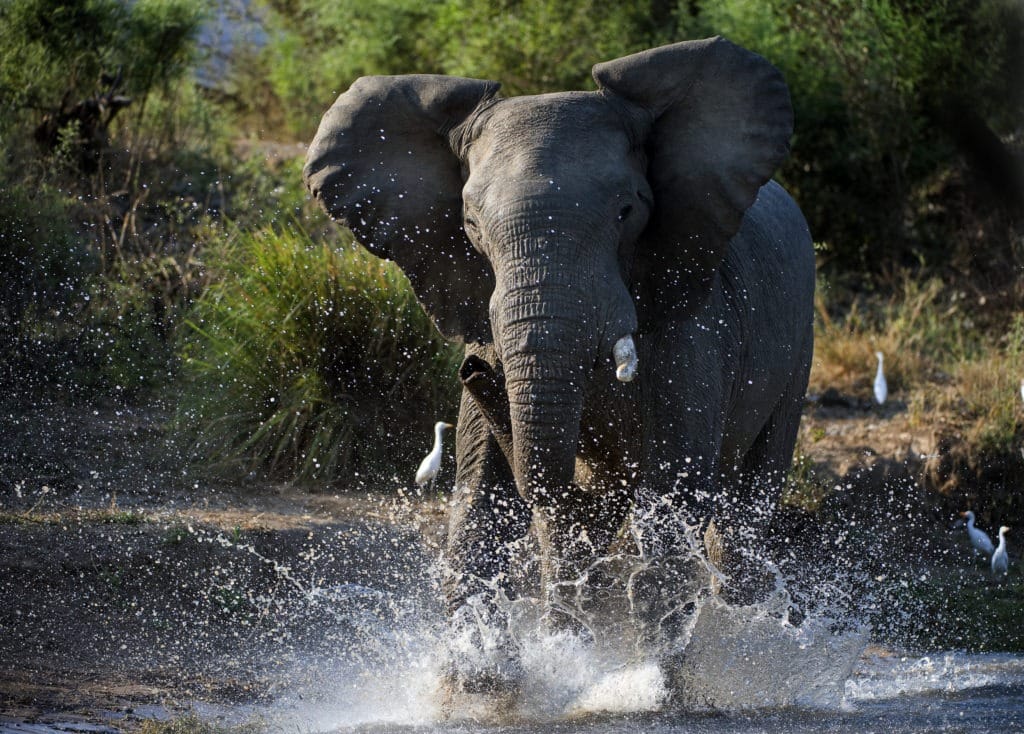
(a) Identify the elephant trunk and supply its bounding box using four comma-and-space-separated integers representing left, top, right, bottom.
489, 219, 638, 505
497, 286, 590, 504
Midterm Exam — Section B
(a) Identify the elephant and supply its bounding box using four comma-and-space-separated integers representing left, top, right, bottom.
304, 37, 815, 689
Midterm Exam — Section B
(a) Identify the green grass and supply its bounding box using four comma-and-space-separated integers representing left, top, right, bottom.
177, 223, 463, 486
880, 569, 1024, 653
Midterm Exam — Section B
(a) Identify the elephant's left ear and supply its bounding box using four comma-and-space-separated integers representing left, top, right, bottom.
304, 75, 500, 344
594, 37, 793, 319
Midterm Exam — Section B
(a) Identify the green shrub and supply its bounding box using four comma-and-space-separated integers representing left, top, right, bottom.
0, 0, 204, 123
702, 0, 1023, 273
249, 0, 686, 138
0, 180, 92, 336
178, 224, 462, 485
0, 174, 98, 389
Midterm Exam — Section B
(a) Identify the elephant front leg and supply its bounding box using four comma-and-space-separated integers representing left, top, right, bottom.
629, 440, 725, 646
443, 385, 531, 696
445, 349, 529, 612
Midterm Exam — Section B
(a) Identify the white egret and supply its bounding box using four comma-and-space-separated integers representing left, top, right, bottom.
873, 351, 887, 405
1019, 377, 1024, 405
415, 421, 454, 491
992, 526, 1009, 575
959, 510, 995, 556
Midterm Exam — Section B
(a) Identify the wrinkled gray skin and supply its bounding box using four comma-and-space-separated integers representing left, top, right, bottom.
305, 37, 814, 682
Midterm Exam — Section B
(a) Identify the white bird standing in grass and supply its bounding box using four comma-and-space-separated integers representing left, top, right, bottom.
1019, 377, 1024, 405
959, 510, 995, 557
415, 421, 453, 491
873, 351, 887, 405
992, 526, 1009, 576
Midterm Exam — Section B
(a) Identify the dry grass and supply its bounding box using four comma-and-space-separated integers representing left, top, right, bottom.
810, 276, 981, 399
911, 341, 1024, 456
137, 716, 265, 734
810, 273, 1023, 457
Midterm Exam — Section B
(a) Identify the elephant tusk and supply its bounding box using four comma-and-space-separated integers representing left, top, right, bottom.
613, 334, 638, 383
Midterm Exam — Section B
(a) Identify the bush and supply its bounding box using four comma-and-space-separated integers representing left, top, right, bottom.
0, 0, 205, 132
177, 224, 462, 485
701, 0, 1023, 273
0, 180, 92, 337
248, 0, 685, 138
251, 0, 438, 137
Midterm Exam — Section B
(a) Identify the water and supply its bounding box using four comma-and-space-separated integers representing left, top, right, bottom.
251, 551, 1024, 734
4, 485, 1022, 733
261, 614, 1024, 734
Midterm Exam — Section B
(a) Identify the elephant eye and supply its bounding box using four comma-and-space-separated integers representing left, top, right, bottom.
617, 205, 633, 222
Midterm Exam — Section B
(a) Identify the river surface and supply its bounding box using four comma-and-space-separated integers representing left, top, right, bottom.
3, 484, 1021, 733
258, 649, 1024, 734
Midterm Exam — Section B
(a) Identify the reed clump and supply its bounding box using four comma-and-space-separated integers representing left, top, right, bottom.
177, 224, 462, 485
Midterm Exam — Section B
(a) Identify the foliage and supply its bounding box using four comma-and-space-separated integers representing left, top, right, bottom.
699, 0, 1023, 273
0, 0, 324, 396
0, 0, 204, 114
0, 177, 93, 345
253, 0, 686, 136
426, 0, 681, 96
252, 0, 438, 135
251, 0, 1023, 276
177, 224, 462, 484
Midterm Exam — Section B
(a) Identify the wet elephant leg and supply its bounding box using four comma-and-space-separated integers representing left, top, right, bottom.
442, 360, 534, 698
533, 484, 632, 634
722, 350, 811, 607
444, 384, 530, 615
629, 364, 727, 641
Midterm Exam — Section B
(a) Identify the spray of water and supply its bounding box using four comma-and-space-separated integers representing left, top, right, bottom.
246, 487, 877, 730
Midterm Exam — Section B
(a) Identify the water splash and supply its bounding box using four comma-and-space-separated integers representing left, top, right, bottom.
669, 597, 866, 709
253, 523, 870, 730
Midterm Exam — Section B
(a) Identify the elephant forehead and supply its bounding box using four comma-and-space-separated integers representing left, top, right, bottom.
477, 93, 631, 157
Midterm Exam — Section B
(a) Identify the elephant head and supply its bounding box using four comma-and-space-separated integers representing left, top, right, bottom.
304, 37, 792, 509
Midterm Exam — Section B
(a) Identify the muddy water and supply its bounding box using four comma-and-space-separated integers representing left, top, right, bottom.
255, 579, 1024, 734
4, 489, 1022, 734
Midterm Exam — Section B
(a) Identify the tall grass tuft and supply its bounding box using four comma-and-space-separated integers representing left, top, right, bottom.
811, 276, 984, 399
177, 224, 462, 485
914, 313, 1024, 456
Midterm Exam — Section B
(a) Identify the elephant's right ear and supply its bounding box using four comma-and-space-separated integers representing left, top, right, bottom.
594, 38, 792, 322
303, 75, 501, 344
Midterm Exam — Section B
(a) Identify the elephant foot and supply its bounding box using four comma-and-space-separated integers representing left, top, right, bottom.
444, 595, 525, 710
439, 659, 523, 722
540, 602, 595, 643
445, 661, 523, 695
